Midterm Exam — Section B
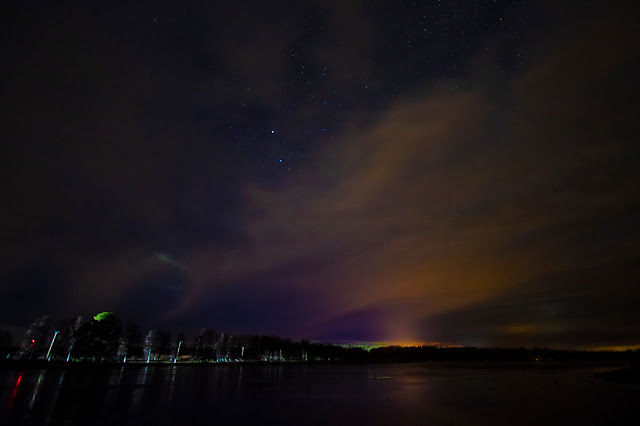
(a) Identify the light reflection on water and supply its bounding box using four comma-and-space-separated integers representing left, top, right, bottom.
0, 364, 637, 425
45, 371, 64, 424
4, 372, 22, 415
130, 366, 148, 409
168, 366, 177, 402
28, 370, 45, 410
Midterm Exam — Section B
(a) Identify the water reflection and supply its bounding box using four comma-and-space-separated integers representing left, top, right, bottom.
168, 366, 177, 401
45, 371, 65, 424
104, 367, 124, 409
28, 369, 46, 410
131, 366, 149, 408
4, 372, 23, 416
0, 364, 637, 425
117, 367, 124, 386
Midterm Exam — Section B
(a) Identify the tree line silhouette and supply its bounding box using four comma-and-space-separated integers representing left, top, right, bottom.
1, 313, 367, 363
1, 313, 638, 365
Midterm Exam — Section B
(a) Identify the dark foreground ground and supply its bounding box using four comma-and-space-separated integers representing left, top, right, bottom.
1, 362, 638, 425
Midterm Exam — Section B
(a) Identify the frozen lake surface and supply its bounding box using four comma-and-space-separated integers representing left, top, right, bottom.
1, 363, 637, 425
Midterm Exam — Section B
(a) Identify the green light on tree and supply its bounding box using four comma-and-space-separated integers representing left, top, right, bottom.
93, 312, 114, 322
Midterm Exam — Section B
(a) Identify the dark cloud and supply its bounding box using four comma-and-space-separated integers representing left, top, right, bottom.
421, 260, 640, 349
172, 3, 639, 345
1, 1, 638, 348
0, 262, 69, 324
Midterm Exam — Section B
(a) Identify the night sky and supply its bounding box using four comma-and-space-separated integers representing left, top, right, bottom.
2, 1, 639, 349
